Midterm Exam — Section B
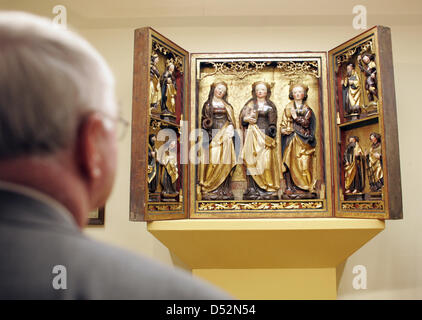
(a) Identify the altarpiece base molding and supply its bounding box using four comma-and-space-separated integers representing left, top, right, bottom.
197, 200, 324, 211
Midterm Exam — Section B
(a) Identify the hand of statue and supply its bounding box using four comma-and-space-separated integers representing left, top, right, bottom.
167, 78, 172, 84
374, 152, 381, 159
341, 79, 344, 86
151, 151, 156, 158
224, 125, 234, 139
245, 116, 256, 125
357, 55, 362, 61
371, 73, 376, 79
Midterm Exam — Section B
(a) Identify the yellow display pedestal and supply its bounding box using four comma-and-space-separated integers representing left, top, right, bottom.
147, 218, 385, 300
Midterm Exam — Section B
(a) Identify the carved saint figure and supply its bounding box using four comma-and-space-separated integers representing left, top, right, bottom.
199, 82, 236, 200
366, 132, 383, 192
344, 136, 365, 194
280, 83, 317, 199
341, 63, 362, 115
160, 139, 179, 200
149, 54, 161, 114
160, 61, 177, 116
239, 81, 280, 200
148, 134, 159, 194
357, 53, 378, 104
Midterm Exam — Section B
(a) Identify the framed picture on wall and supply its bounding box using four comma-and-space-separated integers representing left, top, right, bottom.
88, 206, 105, 225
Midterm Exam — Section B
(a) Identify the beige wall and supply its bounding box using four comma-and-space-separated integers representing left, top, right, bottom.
82, 24, 422, 300
2, 0, 421, 299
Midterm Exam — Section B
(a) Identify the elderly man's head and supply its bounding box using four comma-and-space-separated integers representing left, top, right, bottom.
0, 12, 118, 226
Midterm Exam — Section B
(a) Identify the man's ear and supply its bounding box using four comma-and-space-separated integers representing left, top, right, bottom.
75, 113, 105, 183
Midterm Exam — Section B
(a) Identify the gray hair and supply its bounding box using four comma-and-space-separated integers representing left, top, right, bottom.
0, 12, 116, 159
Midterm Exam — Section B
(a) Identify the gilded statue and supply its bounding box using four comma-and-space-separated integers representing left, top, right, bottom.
358, 53, 378, 111
341, 63, 362, 116
160, 60, 177, 117
149, 53, 161, 114
239, 81, 280, 200
344, 136, 365, 194
280, 82, 317, 199
366, 132, 383, 192
199, 82, 236, 200
159, 139, 179, 201
148, 134, 159, 194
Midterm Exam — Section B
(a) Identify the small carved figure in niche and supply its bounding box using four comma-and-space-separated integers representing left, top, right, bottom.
160, 60, 177, 119
357, 53, 378, 113
199, 82, 236, 200
341, 63, 362, 118
280, 82, 317, 199
160, 139, 179, 201
148, 134, 159, 195
239, 81, 280, 200
344, 136, 365, 194
366, 132, 383, 192
149, 53, 161, 114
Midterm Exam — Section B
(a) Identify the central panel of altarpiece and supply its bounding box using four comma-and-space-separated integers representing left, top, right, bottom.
189, 53, 331, 218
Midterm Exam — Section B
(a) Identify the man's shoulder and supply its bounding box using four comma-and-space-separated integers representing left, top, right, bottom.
55, 234, 230, 300
0, 191, 229, 300
0, 226, 229, 299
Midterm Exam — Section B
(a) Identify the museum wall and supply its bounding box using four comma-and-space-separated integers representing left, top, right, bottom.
1, 0, 421, 299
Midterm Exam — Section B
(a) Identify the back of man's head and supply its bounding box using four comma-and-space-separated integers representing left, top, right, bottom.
0, 11, 116, 158
0, 12, 118, 227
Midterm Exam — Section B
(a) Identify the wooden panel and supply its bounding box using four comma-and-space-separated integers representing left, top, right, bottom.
130, 27, 189, 221
130, 28, 149, 221
189, 52, 333, 218
328, 26, 402, 219
377, 27, 402, 219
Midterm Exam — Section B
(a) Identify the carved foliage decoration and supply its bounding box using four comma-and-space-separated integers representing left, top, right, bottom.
148, 203, 183, 212
199, 60, 320, 81
335, 40, 374, 67
341, 201, 383, 210
276, 61, 320, 80
152, 40, 183, 71
200, 61, 268, 80
198, 201, 324, 211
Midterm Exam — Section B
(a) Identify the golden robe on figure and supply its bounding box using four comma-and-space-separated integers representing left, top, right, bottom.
240, 101, 280, 193
343, 70, 362, 114
280, 102, 316, 191
165, 83, 176, 114
368, 143, 383, 182
367, 142, 383, 191
149, 65, 161, 111
344, 141, 364, 192
160, 70, 177, 115
159, 146, 179, 196
199, 100, 237, 194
